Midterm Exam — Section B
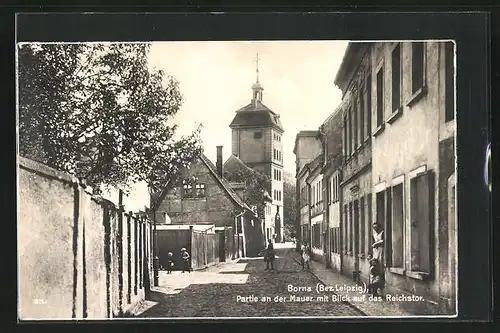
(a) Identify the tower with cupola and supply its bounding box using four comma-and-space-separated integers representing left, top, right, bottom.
229, 54, 285, 242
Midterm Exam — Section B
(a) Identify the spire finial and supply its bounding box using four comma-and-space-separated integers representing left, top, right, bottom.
254, 53, 260, 83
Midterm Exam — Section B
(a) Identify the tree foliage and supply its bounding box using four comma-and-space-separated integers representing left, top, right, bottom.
283, 179, 297, 239
223, 165, 271, 218
18, 43, 202, 192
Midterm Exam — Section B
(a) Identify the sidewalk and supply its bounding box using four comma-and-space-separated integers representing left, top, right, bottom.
124, 258, 244, 317
289, 250, 413, 317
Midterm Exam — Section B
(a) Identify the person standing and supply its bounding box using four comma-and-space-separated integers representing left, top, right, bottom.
371, 221, 384, 263
180, 247, 191, 273
301, 242, 311, 270
265, 239, 275, 270
369, 221, 385, 295
166, 252, 174, 274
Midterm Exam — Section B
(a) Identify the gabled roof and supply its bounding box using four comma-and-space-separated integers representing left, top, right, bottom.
199, 154, 252, 212
229, 101, 284, 132
334, 42, 371, 97
151, 153, 258, 220
223, 154, 256, 174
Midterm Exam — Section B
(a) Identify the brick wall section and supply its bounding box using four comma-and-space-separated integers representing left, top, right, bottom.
18, 157, 151, 319
157, 158, 237, 227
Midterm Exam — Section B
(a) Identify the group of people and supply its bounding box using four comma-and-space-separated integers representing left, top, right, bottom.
295, 221, 386, 297
164, 247, 192, 274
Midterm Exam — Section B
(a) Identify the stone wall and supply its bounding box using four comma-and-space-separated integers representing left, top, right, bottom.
18, 157, 151, 320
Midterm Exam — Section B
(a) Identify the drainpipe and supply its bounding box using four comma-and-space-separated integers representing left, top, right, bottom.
235, 211, 245, 258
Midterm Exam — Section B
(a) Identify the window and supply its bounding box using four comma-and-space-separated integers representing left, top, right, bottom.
313, 224, 321, 248
366, 74, 372, 138
353, 98, 358, 148
392, 182, 404, 268
386, 187, 393, 267
343, 116, 348, 156
349, 202, 353, 253
392, 43, 402, 112
411, 42, 425, 94
376, 66, 384, 127
375, 190, 385, 258
254, 131, 262, 139
195, 183, 206, 198
182, 183, 193, 198
348, 108, 353, 155
360, 91, 365, 141
353, 200, 359, 256
367, 193, 372, 250
410, 172, 432, 274
328, 178, 332, 204
445, 42, 455, 122
343, 204, 348, 253
359, 196, 365, 255
336, 174, 340, 201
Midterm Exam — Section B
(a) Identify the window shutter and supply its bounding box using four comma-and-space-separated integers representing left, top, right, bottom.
410, 171, 433, 274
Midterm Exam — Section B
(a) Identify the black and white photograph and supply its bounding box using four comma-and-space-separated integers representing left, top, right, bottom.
17, 38, 457, 320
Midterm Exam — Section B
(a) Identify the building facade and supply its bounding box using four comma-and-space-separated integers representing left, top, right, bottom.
334, 43, 374, 285
319, 107, 344, 272
229, 71, 285, 242
293, 131, 323, 246
330, 41, 456, 314
367, 41, 456, 314
306, 156, 325, 262
152, 147, 263, 258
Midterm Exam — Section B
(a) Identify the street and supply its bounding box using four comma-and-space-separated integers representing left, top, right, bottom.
132, 243, 365, 318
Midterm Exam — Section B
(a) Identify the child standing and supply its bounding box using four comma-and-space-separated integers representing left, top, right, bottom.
166, 252, 174, 274
181, 247, 191, 273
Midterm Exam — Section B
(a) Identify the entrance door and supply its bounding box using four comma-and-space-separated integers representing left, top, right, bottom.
353, 200, 360, 281
323, 231, 329, 267
219, 232, 226, 262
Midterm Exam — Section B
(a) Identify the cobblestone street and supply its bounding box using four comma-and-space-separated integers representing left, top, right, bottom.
133, 244, 365, 318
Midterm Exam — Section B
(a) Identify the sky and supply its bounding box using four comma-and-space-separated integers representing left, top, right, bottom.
148, 41, 349, 175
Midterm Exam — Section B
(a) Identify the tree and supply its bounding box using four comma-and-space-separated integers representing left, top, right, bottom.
18, 43, 202, 193
283, 179, 297, 241
223, 165, 271, 218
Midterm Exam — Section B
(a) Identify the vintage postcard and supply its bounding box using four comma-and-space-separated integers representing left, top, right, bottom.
17, 39, 457, 320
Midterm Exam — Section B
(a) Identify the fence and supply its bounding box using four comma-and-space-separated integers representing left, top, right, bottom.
215, 226, 234, 262
156, 224, 220, 271
191, 228, 218, 270
18, 157, 151, 320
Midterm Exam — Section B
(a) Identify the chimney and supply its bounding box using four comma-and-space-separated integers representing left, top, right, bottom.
216, 146, 223, 177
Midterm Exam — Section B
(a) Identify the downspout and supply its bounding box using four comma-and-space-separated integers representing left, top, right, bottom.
235, 211, 245, 258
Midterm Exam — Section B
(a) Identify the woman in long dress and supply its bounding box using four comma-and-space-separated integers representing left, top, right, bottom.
301, 242, 310, 270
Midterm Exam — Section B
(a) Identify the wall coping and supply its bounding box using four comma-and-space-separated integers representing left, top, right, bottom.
18, 155, 151, 219
18, 155, 80, 186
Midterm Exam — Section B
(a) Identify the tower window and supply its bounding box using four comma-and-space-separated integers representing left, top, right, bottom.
254, 131, 262, 139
